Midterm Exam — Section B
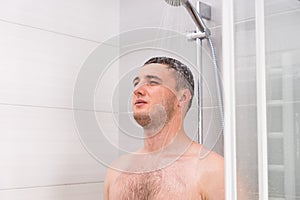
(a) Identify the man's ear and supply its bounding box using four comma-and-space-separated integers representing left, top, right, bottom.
178, 89, 191, 107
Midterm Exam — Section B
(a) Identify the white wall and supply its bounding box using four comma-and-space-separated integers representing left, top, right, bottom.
0, 0, 119, 199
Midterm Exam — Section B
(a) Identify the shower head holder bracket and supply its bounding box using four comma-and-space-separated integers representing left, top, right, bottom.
186, 30, 207, 40
198, 1, 211, 20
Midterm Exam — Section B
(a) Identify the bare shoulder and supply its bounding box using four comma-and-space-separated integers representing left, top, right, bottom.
103, 153, 132, 200
199, 146, 224, 169
103, 161, 120, 200
192, 144, 225, 200
104, 161, 121, 183
190, 142, 224, 167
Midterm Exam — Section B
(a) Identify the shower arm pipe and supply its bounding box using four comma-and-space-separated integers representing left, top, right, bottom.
182, 0, 211, 37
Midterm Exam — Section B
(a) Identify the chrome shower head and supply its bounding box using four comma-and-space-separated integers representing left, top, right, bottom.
164, 0, 210, 36
164, 0, 183, 6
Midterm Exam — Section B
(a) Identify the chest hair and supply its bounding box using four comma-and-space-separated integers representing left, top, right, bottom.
111, 169, 188, 200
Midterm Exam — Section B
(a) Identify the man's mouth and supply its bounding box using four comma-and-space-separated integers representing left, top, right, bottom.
135, 99, 147, 106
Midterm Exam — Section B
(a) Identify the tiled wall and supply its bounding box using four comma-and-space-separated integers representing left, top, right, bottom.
0, 0, 120, 199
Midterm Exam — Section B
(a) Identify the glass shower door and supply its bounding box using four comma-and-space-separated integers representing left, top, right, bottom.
224, 0, 300, 199
265, 1, 300, 199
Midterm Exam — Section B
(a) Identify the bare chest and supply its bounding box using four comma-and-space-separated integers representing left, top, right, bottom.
109, 166, 201, 200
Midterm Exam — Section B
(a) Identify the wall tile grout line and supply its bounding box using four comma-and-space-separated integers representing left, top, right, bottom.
0, 102, 117, 114
266, 7, 300, 18
0, 8, 298, 48
0, 102, 258, 115
199, 100, 300, 110
0, 18, 118, 48
2, 101, 299, 113
0, 17, 216, 49
0, 181, 104, 192
234, 7, 300, 25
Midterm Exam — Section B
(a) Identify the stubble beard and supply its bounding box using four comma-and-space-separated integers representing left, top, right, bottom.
133, 101, 176, 135
133, 111, 152, 127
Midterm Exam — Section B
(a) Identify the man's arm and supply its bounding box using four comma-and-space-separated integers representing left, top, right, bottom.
103, 168, 111, 200
202, 153, 225, 200
104, 164, 122, 200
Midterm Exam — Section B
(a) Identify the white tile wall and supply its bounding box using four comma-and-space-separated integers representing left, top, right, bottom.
0, 182, 104, 200
120, 0, 193, 32
0, 105, 110, 189
119, 0, 222, 42
201, 107, 224, 155
0, 21, 95, 109
201, 27, 223, 108
0, 0, 120, 44
0, 0, 120, 199
199, 0, 222, 28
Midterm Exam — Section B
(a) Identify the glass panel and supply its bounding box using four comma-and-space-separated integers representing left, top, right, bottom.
265, 0, 300, 198
234, 0, 259, 199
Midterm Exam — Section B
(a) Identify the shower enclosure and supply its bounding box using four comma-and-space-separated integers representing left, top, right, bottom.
162, 0, 300, 198
223, 0, 300, 199
118, 0, 299, 199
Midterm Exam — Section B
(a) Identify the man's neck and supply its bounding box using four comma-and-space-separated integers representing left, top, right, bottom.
142, 115, 189, 153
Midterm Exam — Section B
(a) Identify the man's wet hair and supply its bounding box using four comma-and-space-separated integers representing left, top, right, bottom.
144, 56, 194, 112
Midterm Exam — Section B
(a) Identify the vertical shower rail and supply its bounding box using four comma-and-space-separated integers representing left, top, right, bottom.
196, 1, 203, 144
222, 0, 237, 199
255, 0, 269, 199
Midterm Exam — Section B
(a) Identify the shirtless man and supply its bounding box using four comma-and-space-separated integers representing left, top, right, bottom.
104, 57, 224, 200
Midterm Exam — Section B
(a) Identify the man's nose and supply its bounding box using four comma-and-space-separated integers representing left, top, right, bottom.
133, 84, 146, 96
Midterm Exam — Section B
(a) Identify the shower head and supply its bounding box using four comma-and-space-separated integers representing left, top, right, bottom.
164, 0, 210, 36
164, 0, 184, 6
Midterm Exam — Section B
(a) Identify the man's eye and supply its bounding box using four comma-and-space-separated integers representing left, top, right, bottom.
149, 81, 159, 85
133, 82, 139, 87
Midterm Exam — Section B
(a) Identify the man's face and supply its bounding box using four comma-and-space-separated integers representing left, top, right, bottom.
132, 64, 180, 128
